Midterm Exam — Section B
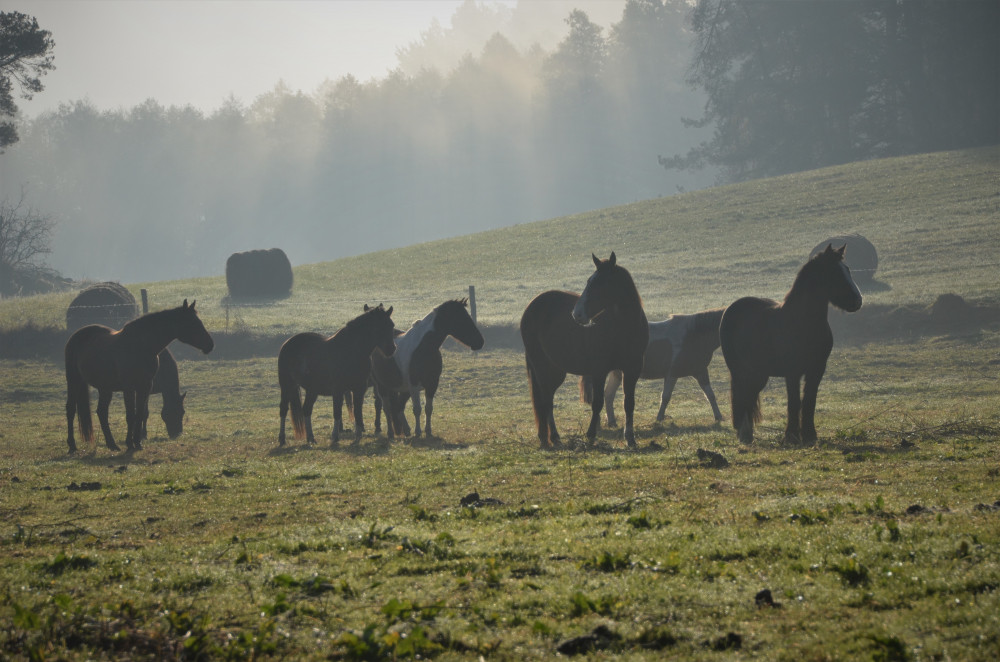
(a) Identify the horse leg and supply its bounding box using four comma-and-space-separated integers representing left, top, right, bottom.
784, 375, 803, 444
604, 370, 621, 428
801, 368, 825, 444
373, 388, 383, 435
656, 371, 679, 422
621, 371, 640, 449
303, 392, 318, 444
351, 388, 365, 444
693, 368, 724, 422
424, 386, 437, 438
410, 390, 423, 439
132, 387, 151, 451
65, 389, 78, 454
330, 393, 342, 446
586, 373, 607, 443
123, 389, 138, 451
278, 394, 288, 446
96, 389, 119, 452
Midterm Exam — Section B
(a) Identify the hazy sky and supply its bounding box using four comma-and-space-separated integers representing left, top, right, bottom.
13, 0, 625, 116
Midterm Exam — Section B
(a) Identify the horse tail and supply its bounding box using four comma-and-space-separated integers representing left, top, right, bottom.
65, 355, 94, 443
278, 353, 306, 440
579, 375, 593, 404
345, 390, 356, 424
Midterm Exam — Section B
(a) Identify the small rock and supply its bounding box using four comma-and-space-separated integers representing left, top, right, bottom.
755, 588, 781, 608
556, 625, 620, 656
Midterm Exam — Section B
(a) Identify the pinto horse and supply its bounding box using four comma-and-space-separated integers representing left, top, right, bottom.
65, 300, 214, 453
521, 252, 649, 449
582, 307, 725, 427
139, 348, 186, 441
371, 299, 484, 439
720, 245, 862, 444
277, 304, 396, 446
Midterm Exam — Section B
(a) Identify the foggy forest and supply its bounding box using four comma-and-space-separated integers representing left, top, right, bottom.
2, 0, 997, 286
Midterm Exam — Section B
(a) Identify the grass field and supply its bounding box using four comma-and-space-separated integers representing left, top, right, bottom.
2, 147, 999, 660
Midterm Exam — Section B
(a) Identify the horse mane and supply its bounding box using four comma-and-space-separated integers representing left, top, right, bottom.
118, 304, 186, 333
784, 247, 843, 305
345, 304, 389, 330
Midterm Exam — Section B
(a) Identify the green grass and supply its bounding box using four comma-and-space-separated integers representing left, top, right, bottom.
2, 148, 1000, 659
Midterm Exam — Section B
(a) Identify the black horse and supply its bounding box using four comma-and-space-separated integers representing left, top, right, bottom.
521, 252, 649, 449
720, 245, 862, 444
65, 300, 214, 454
371, 299, 484, 439
277, 304, 396, 446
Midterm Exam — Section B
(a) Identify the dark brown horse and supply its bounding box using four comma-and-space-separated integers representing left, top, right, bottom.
65, 300, 214, 453
521, 252, 649, 449
139, 348, 186, 441
720, 245, 862, 444
371, 299, 484, 439
583, 307, 725, 426
277, 304, 395, 446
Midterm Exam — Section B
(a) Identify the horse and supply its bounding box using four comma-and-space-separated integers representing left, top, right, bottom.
520, 252, 649, 449
581, 307, 725, 427
65, 300, 214, 454
277, 304, 396, 446
139, 348, 186, 441
371, 299, 484, 439
720, 244, 862, 445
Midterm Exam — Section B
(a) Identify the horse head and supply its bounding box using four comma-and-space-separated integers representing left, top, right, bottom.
572, 252, 638, 326
820, 244, 863, 312
436, 298, 485, 350
161, 391, 186, 439
175, 299, 215, 354
368, 303, 396, 356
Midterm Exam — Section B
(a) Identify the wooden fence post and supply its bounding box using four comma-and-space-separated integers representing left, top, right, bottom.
140, 289, 149, 314
468, 285, 477, 325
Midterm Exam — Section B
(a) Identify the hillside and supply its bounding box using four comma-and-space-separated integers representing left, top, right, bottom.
1, 146, 997, 337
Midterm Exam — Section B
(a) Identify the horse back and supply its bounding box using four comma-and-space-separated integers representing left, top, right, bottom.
65, 324, 123, 388
722, 297, 831, 377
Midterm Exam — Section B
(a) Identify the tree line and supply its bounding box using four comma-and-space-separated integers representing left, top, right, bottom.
2, 0, 996, 288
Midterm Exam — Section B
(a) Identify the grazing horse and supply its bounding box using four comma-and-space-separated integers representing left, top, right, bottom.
371, 299, 484, 439
720, 245, 862, 444
277, 304, 396, 446
65, 300, 214, 453
139, 348, 186, 441
582, 307, 725, 426
521, 252, 649, 449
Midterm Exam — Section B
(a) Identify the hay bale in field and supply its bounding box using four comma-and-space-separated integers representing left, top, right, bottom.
225, 248, 293, 300
810, 233, 878, 283
66, 282, 139, 331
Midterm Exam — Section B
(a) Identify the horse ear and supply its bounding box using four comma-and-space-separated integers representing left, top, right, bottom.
609, 251, 616, 267
836, 244, 847, 257
386, 306, 393, 316
190, 300, 197, 310
183, 298, 189, 309
364, 304, 371, 312
592, 253, 600, 268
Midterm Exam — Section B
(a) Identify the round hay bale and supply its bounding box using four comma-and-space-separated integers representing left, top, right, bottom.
225, 248, 293, 300
66, 282, 139, 331
809, 234, 878, 282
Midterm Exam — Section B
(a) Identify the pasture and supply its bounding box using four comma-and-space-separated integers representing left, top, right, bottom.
1, 147, 999, 660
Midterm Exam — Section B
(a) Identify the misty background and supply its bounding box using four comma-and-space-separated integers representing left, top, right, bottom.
2, 0, 996, 285
4, 0, 713, 283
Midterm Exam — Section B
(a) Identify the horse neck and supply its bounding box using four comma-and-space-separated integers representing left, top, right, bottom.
118, 312, 180, 354
783, 273, 831, 320
609, 280, 646, 328
155, 354, 181, 399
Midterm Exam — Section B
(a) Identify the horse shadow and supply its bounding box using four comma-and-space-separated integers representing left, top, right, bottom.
400, 435, 470, 452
